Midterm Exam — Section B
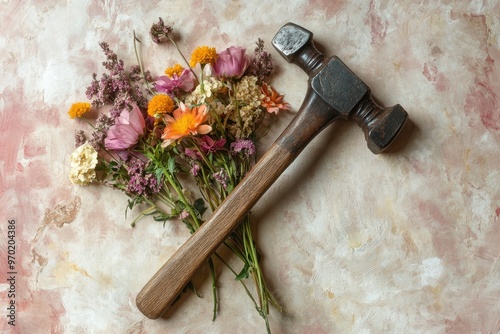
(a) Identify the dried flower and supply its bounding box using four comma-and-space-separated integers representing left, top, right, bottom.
190, 164, 200, 177
260, 82, 291, 114
147, 94, 175, 117
68, 102, 91, 119
105, 104, 145, 150
212, 46, 250, 79
155, 69, 195, 96
69, 142, 98, 186
186, 77, 225, 105
149, 17, 173, 44
213, 169, 228, 190
230, 139, 256, 157
247, 38, 273, 83
161, 103, 212, 146
89, 113, 114, 152
126, 158, 162, 197
74, 130, 87, 147
190, 46, 218, 67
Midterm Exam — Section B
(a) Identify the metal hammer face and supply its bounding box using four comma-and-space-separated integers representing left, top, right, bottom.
136, 22, 409, 319
272, 22, 408, 153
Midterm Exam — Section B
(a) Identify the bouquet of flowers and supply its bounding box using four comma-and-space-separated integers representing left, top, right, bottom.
68, 18, 290, 333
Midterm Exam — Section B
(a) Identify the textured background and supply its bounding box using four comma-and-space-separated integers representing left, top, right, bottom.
1, 0, 500, 333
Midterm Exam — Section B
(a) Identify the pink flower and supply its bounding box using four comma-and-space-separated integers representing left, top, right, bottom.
105, 104, 145, 150
155, 69, 195, 95
212, 46, 250, 79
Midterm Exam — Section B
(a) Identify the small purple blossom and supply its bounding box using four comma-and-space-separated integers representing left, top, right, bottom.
179, 210, 190, 220
155, 69, 195, 95
126, 158, 162, 197
184, 148, 201, 160
74, 130, 87, 148
247, 38, 273, 83
190, 164, 201, 177
230, 139, 256, 157
85, 43, 153, 113
89, 113, 114, 152
213, 169, 228, 190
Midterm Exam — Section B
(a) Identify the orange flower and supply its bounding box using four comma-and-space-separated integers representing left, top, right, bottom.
260, 82, 291, 114
161, 103, 212, 146
165, 63, 184, 77
189, 46, 218, 67
148, 94, 174, 117
68, 102, 91, 119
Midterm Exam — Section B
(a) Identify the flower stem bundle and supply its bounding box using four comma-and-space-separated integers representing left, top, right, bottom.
68, 17, 291, 333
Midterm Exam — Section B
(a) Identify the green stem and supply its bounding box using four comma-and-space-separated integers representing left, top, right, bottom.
133, 31, 155, 95
168, 36, 199, 85
208, 258, 218, 321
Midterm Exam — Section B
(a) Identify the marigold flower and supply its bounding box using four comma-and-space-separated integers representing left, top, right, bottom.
68, 102, 91, 119
165, 64, 185, 77
260, 82, 291, 114
69, 142, 98, 186
161, 103, 212, 146
189, 46, 218, 67
147, 94, 175, 117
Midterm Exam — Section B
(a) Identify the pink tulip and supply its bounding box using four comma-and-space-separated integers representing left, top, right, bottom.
212, 46, 250, 79
105, 104, 145, 150
155, 69, 195, 95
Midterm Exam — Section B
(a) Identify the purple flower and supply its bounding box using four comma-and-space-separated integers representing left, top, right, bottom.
184, 148, 201, 160
74, 130, 87, 148
126, 158, 162, 197
230, 139, 256, 157
105, 104, 145, 150
212, 46, 250, 79
198, 135, 226, 155
190, 164, 200, 177
247, 38, 273, 83
213, 169, 228, 190
155, 69, 195, 95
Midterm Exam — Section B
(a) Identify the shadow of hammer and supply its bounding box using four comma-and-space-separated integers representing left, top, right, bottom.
136, 22, 409, 319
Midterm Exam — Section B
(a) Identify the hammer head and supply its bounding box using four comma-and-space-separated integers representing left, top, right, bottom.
272, 22, 408, 154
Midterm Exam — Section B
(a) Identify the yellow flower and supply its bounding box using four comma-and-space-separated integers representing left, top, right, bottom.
161, 103, 212, 146
147, 94, 174, 117
68, 102, 91, 119
189, 46, 218, 67
165, 63, 185, 77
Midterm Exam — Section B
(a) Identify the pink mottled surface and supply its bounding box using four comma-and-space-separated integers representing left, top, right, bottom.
1, 1, 500, 333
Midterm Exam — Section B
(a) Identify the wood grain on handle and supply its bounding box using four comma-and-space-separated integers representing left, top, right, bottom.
136, 92, 338, 319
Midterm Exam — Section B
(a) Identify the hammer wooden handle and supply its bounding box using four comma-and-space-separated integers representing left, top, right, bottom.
136, 93, 338, 319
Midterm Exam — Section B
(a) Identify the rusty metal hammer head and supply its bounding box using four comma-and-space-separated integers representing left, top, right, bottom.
272, 22, 408, 153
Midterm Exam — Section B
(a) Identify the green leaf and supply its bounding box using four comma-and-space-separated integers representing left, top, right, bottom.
235, 263, 250, 281
193, 198, 207, 217
167, 156, 176, 174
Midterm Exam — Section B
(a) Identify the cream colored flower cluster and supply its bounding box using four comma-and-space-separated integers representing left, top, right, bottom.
186, 77, 225, 105
228, 75, 264, 138
69, 143, 98, 186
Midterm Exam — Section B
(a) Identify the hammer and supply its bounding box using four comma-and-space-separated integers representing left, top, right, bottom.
136, 22, 408, 319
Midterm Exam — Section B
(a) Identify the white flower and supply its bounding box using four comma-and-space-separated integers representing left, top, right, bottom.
69, 143, 98, 186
